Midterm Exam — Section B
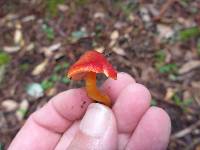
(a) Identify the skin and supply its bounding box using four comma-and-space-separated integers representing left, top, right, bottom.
9, 72, 171, 150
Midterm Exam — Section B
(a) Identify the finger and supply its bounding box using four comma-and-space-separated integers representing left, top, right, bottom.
101, 72, 135, 103
9, 89, 91, 150
126, 107, 171, 150
67, 103, 118, 150
118, 133, 131, 150
55, 121, 80, 150
113, 83, 151, 133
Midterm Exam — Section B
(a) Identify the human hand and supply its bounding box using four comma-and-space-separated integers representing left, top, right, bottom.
9, 72, 171, 150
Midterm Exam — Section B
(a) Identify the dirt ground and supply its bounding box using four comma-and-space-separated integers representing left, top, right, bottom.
0, 0, 200, 149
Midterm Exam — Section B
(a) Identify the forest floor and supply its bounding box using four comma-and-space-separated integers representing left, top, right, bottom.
0, 0, 200, 149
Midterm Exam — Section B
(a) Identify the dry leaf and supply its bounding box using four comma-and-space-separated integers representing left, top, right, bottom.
94, 12, 105, 19
110, 30, 119, 40
3, 46, 21, 53
164, 88, 176, 101
179, 60, 200, 74
1, 99, 18, 112
32, 59, 48, 76
15, 99, 29, 121
112, 47, 126, 56
157, 24, 174, 39
95, 47, 105, 53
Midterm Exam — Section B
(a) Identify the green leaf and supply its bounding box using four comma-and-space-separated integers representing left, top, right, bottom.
0, 143, 4, 150
154, 50, 166, 64
197, 39, 200, 55
46, 0, 65, 17
61, 77, 70, 84
75, 0, 88, 6
179, 26, 200, 41
62, 62, 69, 69
158, 63, 177, 74
41, 79, 54, 90
151, 99, 157, 106
0, 65, 6, 84
50, 74, 61, 82
71, 30, 87, 41
54, 62, 69, 73
0, 52, 11, 66
182, 98, 193, 107
42, 24, 55, 40
17, 108, 28, 117
20, 63, 30, 71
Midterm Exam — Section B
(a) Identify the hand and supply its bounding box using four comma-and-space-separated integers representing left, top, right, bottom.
9, 72, 171, 150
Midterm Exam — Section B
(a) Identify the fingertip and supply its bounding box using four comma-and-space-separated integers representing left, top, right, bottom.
102, 72, 136, 102
127, 106, 171, 150
146, 106, 171, 135
52, 88, 91, 121
113, 83, 151, 133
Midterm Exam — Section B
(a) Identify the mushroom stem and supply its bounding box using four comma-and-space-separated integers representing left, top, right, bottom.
85, 72, 111, 106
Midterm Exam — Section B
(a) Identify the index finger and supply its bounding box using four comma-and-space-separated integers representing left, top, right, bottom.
9, 88, 91, 150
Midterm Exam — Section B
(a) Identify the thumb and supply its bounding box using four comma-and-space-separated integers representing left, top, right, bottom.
67, 103, 118, 150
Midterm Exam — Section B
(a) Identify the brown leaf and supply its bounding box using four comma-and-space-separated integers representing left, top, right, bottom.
178, 60, 200, 74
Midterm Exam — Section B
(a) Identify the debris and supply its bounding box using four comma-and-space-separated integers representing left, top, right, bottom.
110, 30, 119, 40
140, 7, 151, 23
109, 30, 119, 47
15, 99, 29, 121
114, 22, 127, 29
41, 43, 61, 58
157, 24, 174, 39
112, 47, 126, 56
0, 66, 6, 83
48, 43, 61, 51
94, 12, 105, 19
26, 43, 35, 51
46, 87, 57, 97
14, 21, 24, 47
21, 15, 35, 22
178, 60, 200, 74
154, 0, 176, 21
32, 59, 48, 76
95, 47, 105, 53
171, 120, 200, 139
164, 88, 176, 101
3, 46, 21, 53
58, 4, 69, 12
71, 27, 88, 41
26, 83, 44, 99
1, 100, 18, 112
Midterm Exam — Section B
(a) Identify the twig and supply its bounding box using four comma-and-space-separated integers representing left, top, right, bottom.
154, 0, 176, 21
184, 138, 200, 150
171, 120, 200, 139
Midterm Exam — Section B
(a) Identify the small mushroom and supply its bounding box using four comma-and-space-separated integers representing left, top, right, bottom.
67, 50, 117, 106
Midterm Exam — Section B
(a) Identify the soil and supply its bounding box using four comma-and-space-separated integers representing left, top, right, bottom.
0, 0, 200, 149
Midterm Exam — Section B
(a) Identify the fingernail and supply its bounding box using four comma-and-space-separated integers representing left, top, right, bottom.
80, 103, 111, 137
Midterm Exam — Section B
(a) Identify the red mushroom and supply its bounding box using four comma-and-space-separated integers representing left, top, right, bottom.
67, 50, 117, 106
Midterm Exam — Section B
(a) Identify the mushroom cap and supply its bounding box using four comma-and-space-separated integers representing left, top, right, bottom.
67, 50, 117, 80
